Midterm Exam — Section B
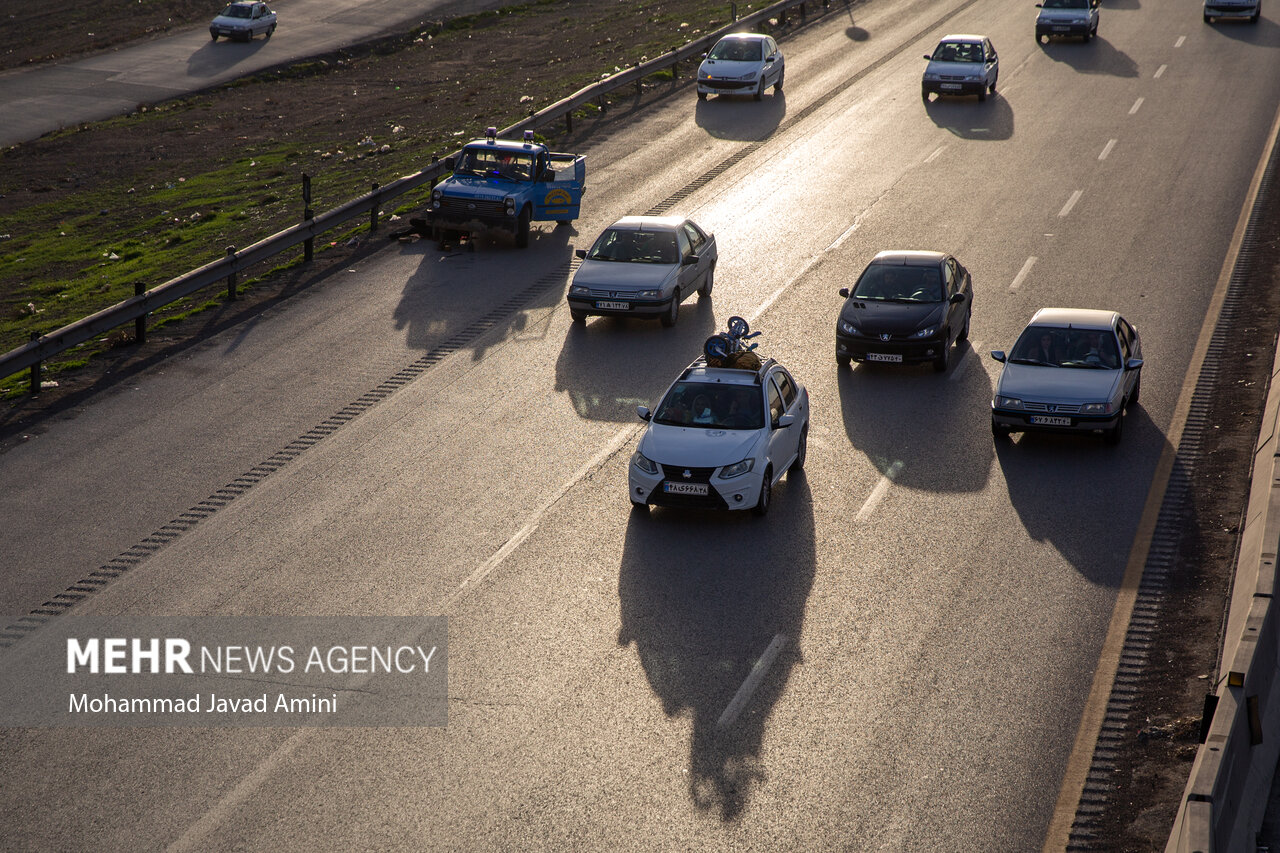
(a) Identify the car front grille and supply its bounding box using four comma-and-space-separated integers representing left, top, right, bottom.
1023, 401, 1082, 414
659, 465, 717, 483
438, 197, 506, 218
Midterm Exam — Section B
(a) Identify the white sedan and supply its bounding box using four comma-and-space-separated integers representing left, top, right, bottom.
210, 1, 277, 41
922, 35, 999, 102
567, 216, 716, 327
630, 349, 809, 515
697, 33, 785, 101
990, 308, 1144, 444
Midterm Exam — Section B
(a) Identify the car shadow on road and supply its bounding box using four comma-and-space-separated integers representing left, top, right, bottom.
695, 91, 786, 141
836, 344, 993, 493
617, 473, 815, 820
923, 94, 1014, 140
554, 297, 718, 421
1037, 37, 1139, 76
186, 38, 271, 77
1206, 15, 1280, 46
992, 402, 1168, 585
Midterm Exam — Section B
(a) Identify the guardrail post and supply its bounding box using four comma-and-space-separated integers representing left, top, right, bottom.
779, 7, 787, 24
430, 155, 440, 188
134, 282, 146, 344
28, 332, 39, 395
731, 2, 738, 21
225, 246, 237, 300
302, 173, 314, 263
565, 111, 573, 133
370, 182, 380, 233
800, 1, 808, 21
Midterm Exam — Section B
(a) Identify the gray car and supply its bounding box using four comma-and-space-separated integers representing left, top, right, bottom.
1035, 0, 1099, 43
1204, 0, 1261, 23
567, 216, 717, 327
922, 35, 999, 102
210, 1, 276, 41
990, 308, 1143, 444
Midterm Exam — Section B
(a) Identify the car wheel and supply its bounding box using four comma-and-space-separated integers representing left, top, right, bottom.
836, 354, 851, 368
630, 498, 650, 514
1252, 10, 1260, 21
265, 23, 275, 38
978, 89, 987, 102
933, 340, 950, 373
753, 467, 772, 516
754, 79, 765, 101
515, 206, 531, 248
992, 419, 1012, 441
922, 88, 931, 104
790, 427, 808, 474
660, 288, 680, 328
1105, 410, 1125, 445
1082, 29, 1091, 42
697, 90, 707, 101
989, 75, 998, 94
698, 264, 714, 298
570, 308, 587, 324
1129, 373, 1141, 408
774, 71, 784, 93
210, 31, 219, 41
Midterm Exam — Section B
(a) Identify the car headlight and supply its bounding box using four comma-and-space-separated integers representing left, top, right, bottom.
504, 197, 516, 215
964, 75, 982, 82
923, 73, 940, 81
994, 396, 1024, 409
912, 325, 939, 338
719, 459, 754, 479
631, 451, 658, 476
737, 73, 759, 81
637, 289, 661, 299
1080, 402, 1113, 415
432, 189, 442, 200
569, 285, 590, 296
840, 320, 858, 335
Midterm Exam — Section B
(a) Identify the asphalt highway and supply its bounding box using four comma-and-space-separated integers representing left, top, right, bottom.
2, 0, 1279, 849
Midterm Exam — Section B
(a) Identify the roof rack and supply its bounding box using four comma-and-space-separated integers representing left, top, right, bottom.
680, 354, 776, 383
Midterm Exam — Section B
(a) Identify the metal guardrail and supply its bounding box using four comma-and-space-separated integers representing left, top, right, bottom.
0, 0, 828, 390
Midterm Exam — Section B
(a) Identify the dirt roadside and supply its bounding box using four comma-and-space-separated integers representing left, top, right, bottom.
2, 1, 1277, 850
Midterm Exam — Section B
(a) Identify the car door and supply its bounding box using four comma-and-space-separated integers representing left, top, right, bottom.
765, 38, 782, 85
984, 39, 998, 86
681, 222, 710, 289
1117, 318, 1140, 397
764, 375, 791, 480
675, 228, 697, 299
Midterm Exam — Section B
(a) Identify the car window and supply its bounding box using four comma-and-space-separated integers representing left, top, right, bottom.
767, 381, 785, 425
453, 148, 535, 181
768, 38, 779, 57
223, 4, 251, 17
709, 39, 763, 62
682, 223, 704, 251
853, 264, 944, 302
653, 382, 764, 430
985, 41, 996, 60
586, 229, 679, 264
676, 228, 692, 259
934, 42, 982, 62
1011, 327, 1069, 366
943, 260, 957, 296
1117, 320, 1134, 360
773, 371, 797, 408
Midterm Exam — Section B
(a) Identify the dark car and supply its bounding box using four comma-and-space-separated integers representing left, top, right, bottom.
835, 250, 973, 372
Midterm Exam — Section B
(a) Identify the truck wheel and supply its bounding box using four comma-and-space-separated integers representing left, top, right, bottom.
515, 207, 531, 248
661, 288, 680, 328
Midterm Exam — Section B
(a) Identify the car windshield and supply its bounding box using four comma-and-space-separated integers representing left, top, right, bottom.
1009, 326, 1120, 369
1042, 0, 1088, 8
453, 148, 535, 181
653, 382, 764, 429
932, 42, 983, 62
585, 229, 679, 264
708, 39, 763, 62
221, 5, 252, 17
851, 264, 944, 302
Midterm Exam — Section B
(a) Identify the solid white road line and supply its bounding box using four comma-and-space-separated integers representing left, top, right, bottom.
717, 634, 788, 730
1129, 97, 1144, 115
1010, 256, 1036, 292
1058, 190, 1083, 218
1099, 139, 1117, 161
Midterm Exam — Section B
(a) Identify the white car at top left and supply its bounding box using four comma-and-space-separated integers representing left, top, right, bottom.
210, 1, 277, 41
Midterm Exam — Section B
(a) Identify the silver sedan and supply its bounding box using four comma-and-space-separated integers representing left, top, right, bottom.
567, 216, 717, 327
990, 308, 1144, 444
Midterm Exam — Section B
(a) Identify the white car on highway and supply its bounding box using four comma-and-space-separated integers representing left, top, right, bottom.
629, 351, 809, 515
696, 33, 785, 101
210, 1, 277, 41
922, 35, 999, 102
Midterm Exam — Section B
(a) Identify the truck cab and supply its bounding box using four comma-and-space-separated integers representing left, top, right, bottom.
427, 128, 585, 248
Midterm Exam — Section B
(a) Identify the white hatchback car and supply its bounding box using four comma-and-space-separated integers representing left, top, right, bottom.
990, 308, 1143, 444
629, 350, 809, 515
922, 35, 999, 102
697, 33, 785, 101
210, 1, 277, 41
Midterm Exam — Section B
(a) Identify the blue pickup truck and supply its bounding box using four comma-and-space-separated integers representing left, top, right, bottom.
426, 129, 586, 248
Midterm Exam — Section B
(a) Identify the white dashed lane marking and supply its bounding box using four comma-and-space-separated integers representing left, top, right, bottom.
1010, 256, 1037, 292
1059, 190, 1083, 218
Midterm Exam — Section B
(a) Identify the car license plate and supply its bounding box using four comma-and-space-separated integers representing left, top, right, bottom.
1030, 415, 1072, 426
664, 482, 708, 496
940, 83, 962, 90
1053, 25, 1070, 30
595, 300, 629, 310
867, 353, 903, 363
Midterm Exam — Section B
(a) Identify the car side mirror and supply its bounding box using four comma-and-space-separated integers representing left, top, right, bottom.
1125, 358, 1144, 371
682, 254, 699, 266
839, 287, 851, 298
575, 249, 587, 259
443, 156, 456, 172
776, 413, 796, 429
766, 55, 776, 62
949, 292, 965, 304
637, 406, 652, 422
990, 350, 1007, 363
924, 54, 933, 60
